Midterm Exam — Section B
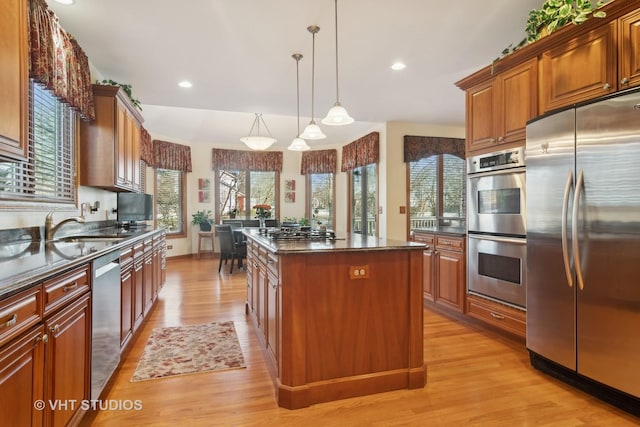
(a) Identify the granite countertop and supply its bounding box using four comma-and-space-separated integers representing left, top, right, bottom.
0, 225, 160, 300
244, 228, 425, 254
412, 226, 467, 237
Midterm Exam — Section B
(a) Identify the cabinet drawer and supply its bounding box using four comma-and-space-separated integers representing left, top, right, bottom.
412, 232, 435, 245
435, 236, 464, 252
266, 252, 279, 278
0, 286, 42, 347
43, 264, 90, 316
466, 296, 525, 338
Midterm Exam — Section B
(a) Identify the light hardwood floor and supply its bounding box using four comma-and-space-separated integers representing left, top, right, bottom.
82, 256, 639, 426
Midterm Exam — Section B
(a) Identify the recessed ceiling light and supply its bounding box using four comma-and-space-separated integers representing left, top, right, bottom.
54, 0, 75, 5
178, 80, 193, 88
391, 62, 407, 71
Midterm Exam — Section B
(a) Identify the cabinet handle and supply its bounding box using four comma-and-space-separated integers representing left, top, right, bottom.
489, 138, 496, 143
35, 333, 49, 345
603, 83, 611, 90
50, 324, 60, 334
1, 314, 17, 329
62, 282, 78, 292
621, 77, 629, 86
490, 312, 505, 320
497, 136, 505, 142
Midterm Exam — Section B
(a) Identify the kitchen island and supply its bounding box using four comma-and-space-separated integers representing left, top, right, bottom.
244, 229, 426, 409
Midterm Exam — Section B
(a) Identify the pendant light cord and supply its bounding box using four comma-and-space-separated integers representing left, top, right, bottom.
334, 0, 340, 104
311, 29, 316, 121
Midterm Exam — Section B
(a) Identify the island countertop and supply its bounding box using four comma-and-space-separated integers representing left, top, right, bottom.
243, 228, 425, 254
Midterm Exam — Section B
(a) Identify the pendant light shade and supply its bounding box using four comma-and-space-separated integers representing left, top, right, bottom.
322, 0, 354, 126
288, 53, 310, 152
240, 113, 276, 150
300, 25, 326, 140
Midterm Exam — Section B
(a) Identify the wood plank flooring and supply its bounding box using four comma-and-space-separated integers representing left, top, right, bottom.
82, 256, 639, 426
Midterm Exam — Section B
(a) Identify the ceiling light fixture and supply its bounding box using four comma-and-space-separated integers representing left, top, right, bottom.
391, 62, 407, 71
300, 25, 326, 140
288, 53, 311, 152
322, 0, 354, 126
54, 0, 75, 5
178, 80, 193, 88
240, 113, 276, 150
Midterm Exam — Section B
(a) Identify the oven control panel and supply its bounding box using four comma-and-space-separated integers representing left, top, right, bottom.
467, 148, 526, 174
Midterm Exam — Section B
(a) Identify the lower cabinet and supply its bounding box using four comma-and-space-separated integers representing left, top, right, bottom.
413, 232, 466, 313
466, 293, 526, 338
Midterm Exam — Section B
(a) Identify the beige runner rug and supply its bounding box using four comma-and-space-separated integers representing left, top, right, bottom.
131, 321, 245, 382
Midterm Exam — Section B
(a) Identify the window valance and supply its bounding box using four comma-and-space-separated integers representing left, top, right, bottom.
403, 135, 465, 162
28, 0, 95, 120
153, 139, 192, 172
140, 127, 153, 165
211, 148, 283, 172
301, 149, 337, 175
340, 132, 379, 172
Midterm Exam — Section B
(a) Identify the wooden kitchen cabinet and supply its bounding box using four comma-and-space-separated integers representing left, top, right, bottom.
44, 292, 91, 427
618, 9, 640, 89
0, 0, 28, 161
142, 239, 154, 316
466, 293, 526, 338
413, 231, 466, 313
80, 84, 144, 192
120, 246, 134, 350
540, 22, 617, 113
465, 58, 537, 155
132, 242, 145, 332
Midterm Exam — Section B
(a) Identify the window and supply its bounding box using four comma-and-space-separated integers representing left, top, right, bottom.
307, 173, 334, 230
0, 80, 76, 204
350, 164, 377, 236
156, 168, 186, 236
216, 170, 277, 221
408, 154, 466, 229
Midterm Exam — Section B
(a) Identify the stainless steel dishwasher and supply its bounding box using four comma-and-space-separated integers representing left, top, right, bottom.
91, 250, 121, 400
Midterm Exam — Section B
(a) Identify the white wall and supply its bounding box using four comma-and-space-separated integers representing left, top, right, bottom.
383, 121, 465, 241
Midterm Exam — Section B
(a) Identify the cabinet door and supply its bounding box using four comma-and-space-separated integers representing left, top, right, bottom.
465, 79, 496, 153
618, 9, 640, 89
0, 325, 45, 427
130, 116, 141, 191
266, 272, 278, 365
435, 249, 465, 313
142, 254, 153, 316
44, 293, 91, 427
497, 58, 538, 145
116, 102, 128, 187
120, 263, 133, 349
0, 0, 28, 160
422, 249, 435, 302
133, 259, 144, 331
540, 22, 616, 113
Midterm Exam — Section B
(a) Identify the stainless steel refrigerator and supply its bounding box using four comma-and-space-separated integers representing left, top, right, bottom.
526, 89, 640, 409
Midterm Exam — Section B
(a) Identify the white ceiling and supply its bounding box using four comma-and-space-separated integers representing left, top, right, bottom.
46, 0, 542, 149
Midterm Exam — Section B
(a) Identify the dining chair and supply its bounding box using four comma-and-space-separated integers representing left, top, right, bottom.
214, 224, 246, 274
222, 219, 243, 228
264, 219, 279, 228
242, 219, 260, 227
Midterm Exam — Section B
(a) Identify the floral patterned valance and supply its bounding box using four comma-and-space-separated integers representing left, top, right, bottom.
301, 149, 337, 175
153, 140, 192, 172
403, 135, 465, 162
211, 148, 283, 172
140, 127, 153, 165
28, 0, 95, 120
340, 132, 379, 172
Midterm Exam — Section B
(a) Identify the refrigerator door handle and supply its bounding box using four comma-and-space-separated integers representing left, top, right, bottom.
572, 169, 585, 290
561, 170, 574, 288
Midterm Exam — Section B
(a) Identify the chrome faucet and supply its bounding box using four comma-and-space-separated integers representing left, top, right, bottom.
45, 211, 86, 241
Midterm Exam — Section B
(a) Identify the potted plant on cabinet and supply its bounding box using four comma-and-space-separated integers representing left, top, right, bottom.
525, 0, 608, 43
191, 209, 213, 231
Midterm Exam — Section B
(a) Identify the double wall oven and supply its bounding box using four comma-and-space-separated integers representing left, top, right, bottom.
467, 148, 526, 308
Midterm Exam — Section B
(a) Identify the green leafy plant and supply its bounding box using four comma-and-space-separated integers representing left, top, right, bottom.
525, 0, 608, 43
97, 79, 142, 111
191, 209, 213, 229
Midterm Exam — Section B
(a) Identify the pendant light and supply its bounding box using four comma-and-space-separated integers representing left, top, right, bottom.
322, 0, 354, 126
288, 53, 311, 151
300, 25, 327, 140
240, 113, 276, 150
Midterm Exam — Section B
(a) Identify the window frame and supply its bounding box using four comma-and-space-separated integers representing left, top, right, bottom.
213, 169, 280, 223
305, 172, 336, 230
155, 168, 187, 238
347, 163, 378, 236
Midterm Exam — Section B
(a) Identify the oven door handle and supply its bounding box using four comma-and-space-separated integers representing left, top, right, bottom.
572, 169, 585, 290
561, 170, 574, 288
468, 234, 526, 245
467, 167, 526, 179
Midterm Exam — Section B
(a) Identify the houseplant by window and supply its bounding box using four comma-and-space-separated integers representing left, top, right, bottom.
253, 204, 272, 228
191, 209, 213, 231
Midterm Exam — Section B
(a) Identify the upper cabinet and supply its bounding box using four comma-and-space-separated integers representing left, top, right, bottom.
618, 9, 640, 89
0, 0, 28, 161
80, 85, 144, 192
540, 22, 617, 113
465, 58, 538, 155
